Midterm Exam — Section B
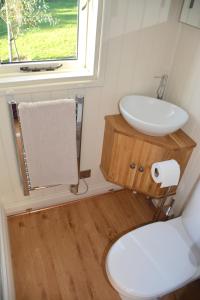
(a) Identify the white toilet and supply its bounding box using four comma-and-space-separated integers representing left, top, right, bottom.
106, 180, 200, 300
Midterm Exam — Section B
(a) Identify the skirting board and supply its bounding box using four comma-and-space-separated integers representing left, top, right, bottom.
4, 181, 121, 216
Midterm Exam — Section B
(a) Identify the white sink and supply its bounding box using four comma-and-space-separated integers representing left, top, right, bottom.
119, 95, 189, 136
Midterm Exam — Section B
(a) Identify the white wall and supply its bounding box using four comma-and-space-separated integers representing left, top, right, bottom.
166, 23, 200, 214
0, 0, 182, 214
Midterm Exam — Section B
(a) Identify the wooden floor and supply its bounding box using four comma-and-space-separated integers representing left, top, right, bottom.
8, 190, 200, 300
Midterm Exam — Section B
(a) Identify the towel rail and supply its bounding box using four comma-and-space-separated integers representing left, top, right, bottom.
9, 96, 84, 196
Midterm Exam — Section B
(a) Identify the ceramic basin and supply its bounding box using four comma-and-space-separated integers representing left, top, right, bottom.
119, 95, 189, 136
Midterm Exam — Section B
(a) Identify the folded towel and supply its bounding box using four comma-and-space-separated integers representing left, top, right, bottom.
18, 99, 78, 188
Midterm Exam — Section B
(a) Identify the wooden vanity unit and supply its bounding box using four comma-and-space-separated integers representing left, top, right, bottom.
101, 115, 196, 198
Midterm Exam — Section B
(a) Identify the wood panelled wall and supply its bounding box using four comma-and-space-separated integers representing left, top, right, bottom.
0, 0, 183, 214
166, 23, 200, 214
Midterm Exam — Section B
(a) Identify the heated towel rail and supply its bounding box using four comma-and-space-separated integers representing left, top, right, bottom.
9, 96, 84, 196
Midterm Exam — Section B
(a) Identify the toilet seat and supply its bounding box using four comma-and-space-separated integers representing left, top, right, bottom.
106, 221, 197, 299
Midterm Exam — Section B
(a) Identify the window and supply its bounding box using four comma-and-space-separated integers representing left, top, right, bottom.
0, 0, 103, 85
0, 0, 79, 63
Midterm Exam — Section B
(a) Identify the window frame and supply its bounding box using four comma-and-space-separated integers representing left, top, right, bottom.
0, 0, 104, 88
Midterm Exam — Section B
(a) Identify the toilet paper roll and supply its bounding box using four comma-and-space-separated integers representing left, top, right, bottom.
151, 159, 180, 188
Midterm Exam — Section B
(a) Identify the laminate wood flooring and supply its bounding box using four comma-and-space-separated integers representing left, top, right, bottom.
8, 190, 200, 300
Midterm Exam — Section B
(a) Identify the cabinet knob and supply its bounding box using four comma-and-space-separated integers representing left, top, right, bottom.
129, 162, 136, 169
138, 166, 145, 172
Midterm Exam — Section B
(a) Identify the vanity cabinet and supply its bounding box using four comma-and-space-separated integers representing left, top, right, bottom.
100, 115, 196, 198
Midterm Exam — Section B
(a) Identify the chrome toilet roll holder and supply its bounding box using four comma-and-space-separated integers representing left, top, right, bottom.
151, 161, 179, 221
153, 186, 175, 221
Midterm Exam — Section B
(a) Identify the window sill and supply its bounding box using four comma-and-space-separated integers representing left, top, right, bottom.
0, 67, 104, 92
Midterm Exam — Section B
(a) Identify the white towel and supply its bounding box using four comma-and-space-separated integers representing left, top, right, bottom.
18, 99, 78, 188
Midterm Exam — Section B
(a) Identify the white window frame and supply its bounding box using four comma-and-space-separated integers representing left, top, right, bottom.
0, 0, 104, 88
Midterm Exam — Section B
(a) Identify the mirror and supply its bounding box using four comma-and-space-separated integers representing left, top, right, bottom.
180, 0, 200, 28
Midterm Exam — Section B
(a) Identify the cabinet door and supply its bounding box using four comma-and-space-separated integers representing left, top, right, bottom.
109, 132, 170, 197
132, 140, 167, 197
108, 133, 140, 188
134, 144, 194, 197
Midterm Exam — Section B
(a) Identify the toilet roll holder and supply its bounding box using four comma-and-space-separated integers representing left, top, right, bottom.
153, 186, 175, 221
151, 161, 180, 221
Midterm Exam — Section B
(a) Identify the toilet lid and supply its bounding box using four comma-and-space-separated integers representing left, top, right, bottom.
106, 222, 197, 299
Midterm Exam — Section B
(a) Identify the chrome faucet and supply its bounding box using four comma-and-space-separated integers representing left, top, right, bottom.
155, 74, 168, 100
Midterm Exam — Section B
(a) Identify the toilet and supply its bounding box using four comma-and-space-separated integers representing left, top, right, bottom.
106, 180, 200, 300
